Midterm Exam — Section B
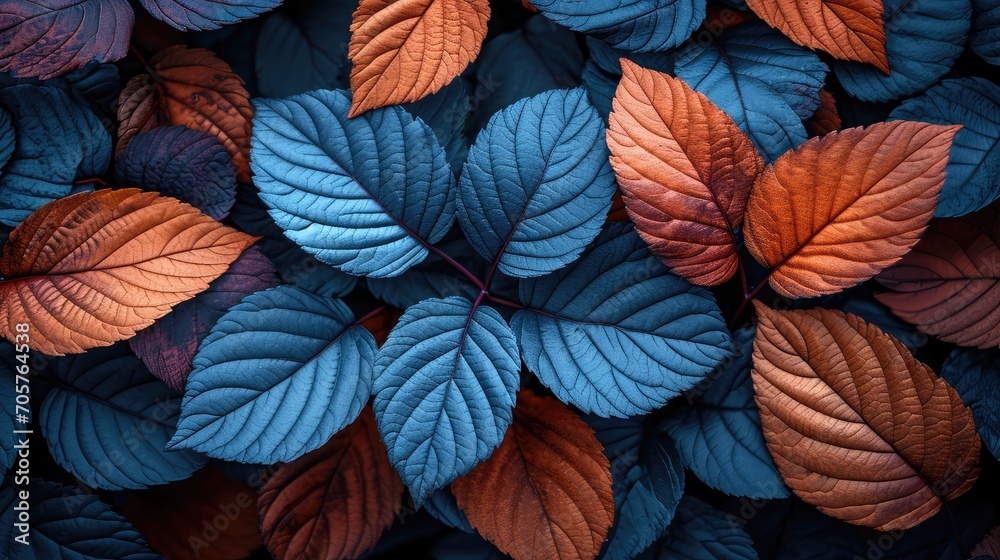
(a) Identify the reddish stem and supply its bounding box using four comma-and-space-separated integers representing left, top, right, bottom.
355, 305, 388, 326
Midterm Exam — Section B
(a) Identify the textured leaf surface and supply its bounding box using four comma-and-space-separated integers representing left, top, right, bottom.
168, 286, 376, 464
0, 107, 12, 172
250, 89, 456, 278
348, 0, 490, 115
607, 63, 763, 286
744, 121, 959, 298
636, 496, 759, 559
140, 0, 281, 30
751, 304, 981, 530
0, 0, 133, 79
373, 296, 520, 503
0, 189, 256, 355
402, 80, 471, 173
971, 0, 1000, 63
512, 223, 731, 417
877, 207, 1000, 349
806, 89, 842, 137
458, 88, 615, 278
366, 234, 485, 309
39, 344, 207, 490
940, 348, 1000, 460
452, 390, 614, 560
258, 408, 404, 560
889, 78, 1000, 217
116, 126, 237, 220
0, 61, 122, 119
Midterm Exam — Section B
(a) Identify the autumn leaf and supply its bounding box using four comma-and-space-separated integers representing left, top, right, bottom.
744, 121, 960, 298
452, 389, 614, 560
348, 0, 490, 116
806, 89, 842, 137
751, 302, 980, 531
607, 62, 763, 286
0, 189, 256, 355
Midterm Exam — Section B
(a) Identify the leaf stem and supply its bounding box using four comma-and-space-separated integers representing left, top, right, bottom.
129, 44, 151, 70
73, 177, 111, 187
729, 275, 770, 327
427, 244, 486, 291
485, 294, 524, 309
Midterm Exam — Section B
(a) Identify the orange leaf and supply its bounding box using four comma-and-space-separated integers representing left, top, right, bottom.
0, 189, 256, 355
745, 0, 888, 72
360, 306, 403, 346
258, 408, 404, 560
607, 62, 763, 286
116, 46, 254, 181
744, 121, 960, 298
348, 0, 489, 117
806, 89, 842, 137
607, 190, 629, 222
751, 302, 980, 531
452, 389, 614, 560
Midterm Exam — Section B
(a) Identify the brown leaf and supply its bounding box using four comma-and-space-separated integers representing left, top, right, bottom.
116, 46, 254, 181
973, 525, 1000, 559
751, 302, 980, 531
806, 89, 842, 137
0, 188, 256, 355
744, 121, 960, 298
348, 0, 490, 117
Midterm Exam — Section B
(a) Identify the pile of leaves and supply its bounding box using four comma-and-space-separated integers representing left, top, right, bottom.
1, 0, 999, 559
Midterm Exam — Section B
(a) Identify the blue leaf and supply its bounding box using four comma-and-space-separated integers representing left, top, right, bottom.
888, 78, 1000, 217
0, 85, 111, 227
832, 0, 971, 102
583, 36, 675, 120
663, 326, 790, 499
589, 416, 684, 560
39, 344, 207, 491
458, 88, 616, 278
367, 233, 486, 309
0, 344, 16, 475
0, 107, 12, 173
0, 480, 162, 560
674, 20, 827, 161
373, 297, 520, 503
638, 495, 759, 559
139, 0, 281, 30
529, 0, 707, 53
168, 286, 376, 464
250, 89, 456, 278
512, 223, 732, 417
422, 488, 474, 533
402, 80, 472, 174
940, 348, 1000, 460
971, 0, 1000, 63
0, 61, 121, 119
116, 126, 237, 220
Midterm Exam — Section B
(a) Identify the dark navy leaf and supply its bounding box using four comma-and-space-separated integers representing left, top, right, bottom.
373, 297, 520, 503
140, 0, 281, 30
674, 20, 827, 161
637, 495, 759, 559
116, 126, 237, 220
39, 344, 207, 491
0, 345, 15, 475
512, 223, 732, 417
0, 0, 133, 80
402, 80, 472, 174
589, 416, 684, 560
168, 286, 376, 464
0, 61, 121, 119
583, 36, 675, 120
423, 488, 474, 533
367, 233, 486, 309
0, 85, 111, 227
429, 531, 508, 560
129, 245, 280, 392
250, 89, 456, 278
972, 0, 1000, 63
941, 348, 1000, 460
832, 0, 971, 102
889, 78, 1000, 217
0, 480, 161, 560
0, 106, 11, 172
663, 326, 790, 499
458, 88, 616, 278
529, 0, 706, 53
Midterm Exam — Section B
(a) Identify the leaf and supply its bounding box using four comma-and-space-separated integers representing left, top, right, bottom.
0, 85, 112, 227
0, 106, 12, 172
745, 0, 887, 70
0, 0, 133, 79
831, 0, 971, 102
250, 89, 456, 279
0, 61, 122, 119
0, 480, 161, 560
663, 326, 791, 499
167, 286, 376, 464
751, 303, 981, 531
940, 348, 1000, 461
888, 77, 1000, 217
401, 79, 471, 173
673, 20, 828, 161
743, 121, 960, 298
606, 63, 764, 286
348, 0, 490, 116
528, 0, 707, 53
366, 233, 485, 309
636, 496, 759, 559
806, 89, 842, 137
116, 125, 237, 221
582, 36, 675, 121
971, 0, 1000, 64
129, 245, 279, 392
258, 408, 404, 560
139, 0, 282, 30
423, 488, 474, 532
116, 46, 254, 181
39, 343, 207, 490
974, 526, 1000, 560
373, 296, 520, 503
0, 189, 256, 355
452, 389, 614, 560
512, 223, 732, 417
458, 88, 615, 278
